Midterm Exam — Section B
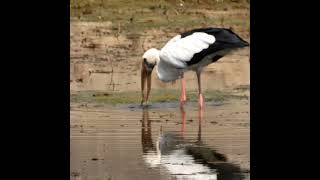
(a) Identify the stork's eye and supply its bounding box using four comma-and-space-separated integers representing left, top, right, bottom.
143, 58, 154, 70
144, 58, 150, 66
143, 58, 149, 66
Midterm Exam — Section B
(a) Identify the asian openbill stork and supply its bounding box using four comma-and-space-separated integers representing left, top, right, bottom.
141, 27, 249, 108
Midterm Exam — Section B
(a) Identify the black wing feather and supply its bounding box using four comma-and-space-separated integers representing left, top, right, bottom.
180, 27, 249, 66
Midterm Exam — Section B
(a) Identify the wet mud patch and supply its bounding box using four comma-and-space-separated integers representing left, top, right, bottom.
70, 89, 249, 107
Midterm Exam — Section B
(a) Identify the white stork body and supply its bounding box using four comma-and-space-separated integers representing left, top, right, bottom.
141, 27, 249, 108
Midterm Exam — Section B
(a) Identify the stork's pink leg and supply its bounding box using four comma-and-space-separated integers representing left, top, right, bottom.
198, 93, 203, 109
180, 74, 187, 106
196, 70, 203, 109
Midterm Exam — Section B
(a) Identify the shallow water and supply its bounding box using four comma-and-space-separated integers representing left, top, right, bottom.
70, 101, 250, 180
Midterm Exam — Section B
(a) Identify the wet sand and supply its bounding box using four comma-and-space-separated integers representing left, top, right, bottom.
70, 99, 250, 180
70, 21, 250, 92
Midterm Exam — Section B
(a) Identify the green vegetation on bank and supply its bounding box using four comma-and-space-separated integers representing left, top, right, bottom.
71, 89, 248, 105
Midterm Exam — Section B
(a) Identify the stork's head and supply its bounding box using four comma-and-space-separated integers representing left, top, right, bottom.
141, 48, 160, 106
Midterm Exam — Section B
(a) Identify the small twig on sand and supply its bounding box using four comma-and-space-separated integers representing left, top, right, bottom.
116, 22, 121, 40
172, 8, 179, 15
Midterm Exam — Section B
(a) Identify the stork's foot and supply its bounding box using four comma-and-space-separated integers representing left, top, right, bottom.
198, 94, 203, 109
180, 101, 186, 108
180, 94, 187, 106
141, 100, 150, 107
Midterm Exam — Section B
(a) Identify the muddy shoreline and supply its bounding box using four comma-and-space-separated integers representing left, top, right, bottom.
71, 98, 250, 180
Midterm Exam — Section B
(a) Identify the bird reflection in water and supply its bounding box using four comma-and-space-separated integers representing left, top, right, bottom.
141, 107, 244, 180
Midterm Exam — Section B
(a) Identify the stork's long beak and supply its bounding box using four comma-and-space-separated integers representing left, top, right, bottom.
141, 60, 153, 106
